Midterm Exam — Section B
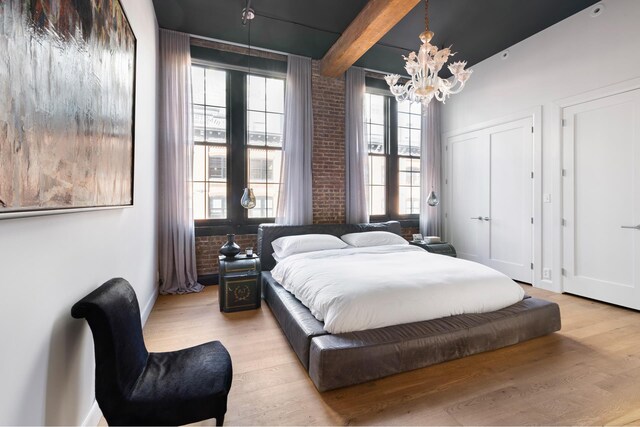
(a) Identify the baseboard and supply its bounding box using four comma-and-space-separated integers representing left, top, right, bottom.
198, 273, 219, 286
140, 286, 159, 324
536, 279, 562, 293
81, 400, 102, 427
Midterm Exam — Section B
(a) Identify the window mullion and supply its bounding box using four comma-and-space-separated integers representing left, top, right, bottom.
388, 98, 399, 219
228, 70, 246, 228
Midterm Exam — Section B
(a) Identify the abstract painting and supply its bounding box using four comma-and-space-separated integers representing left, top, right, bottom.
0, 0, 136, 217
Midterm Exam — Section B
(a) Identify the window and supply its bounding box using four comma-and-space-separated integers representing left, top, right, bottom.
364, 87, 421, 220
191, 64, 285, 226
246, 75, 284, 219
192, 67, 228, 220
364, 93, 387, 216
397, 101, 421, 215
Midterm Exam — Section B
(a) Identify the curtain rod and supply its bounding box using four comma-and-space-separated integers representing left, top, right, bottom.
187, 32, 289, 58
185, 31, 399, 77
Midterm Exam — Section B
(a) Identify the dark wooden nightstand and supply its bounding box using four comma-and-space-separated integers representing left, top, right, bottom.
409, 241, 457, 257
218, 254, 262, 312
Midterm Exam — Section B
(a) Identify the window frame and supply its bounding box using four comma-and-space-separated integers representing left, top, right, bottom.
192, 58, 286, 236
365, 77, 420, 227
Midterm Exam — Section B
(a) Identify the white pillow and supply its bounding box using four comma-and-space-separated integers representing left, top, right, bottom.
271, 234, 348, 259
340, 231, 408, 247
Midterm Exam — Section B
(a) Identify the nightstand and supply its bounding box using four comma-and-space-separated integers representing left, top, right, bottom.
409, 241, 457, 257
218, 254, 262, 312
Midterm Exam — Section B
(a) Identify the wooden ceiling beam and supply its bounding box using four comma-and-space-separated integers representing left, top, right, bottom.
319, 0, 420, 78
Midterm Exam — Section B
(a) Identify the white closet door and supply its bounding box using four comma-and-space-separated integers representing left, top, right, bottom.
448, 130, 488, 263
562, 89, 640, 307
485, 118, 534, 283
447, 117, 533, 283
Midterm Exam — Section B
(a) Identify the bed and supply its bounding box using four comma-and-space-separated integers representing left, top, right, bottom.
258, 221, 561, 391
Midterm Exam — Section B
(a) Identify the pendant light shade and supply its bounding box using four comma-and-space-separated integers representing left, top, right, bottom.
241, 188, 256, 209
427, 189, 439, 207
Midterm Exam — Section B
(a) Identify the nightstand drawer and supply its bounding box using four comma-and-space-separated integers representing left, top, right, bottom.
219, 256, 260, 275
221, 277, 261, 312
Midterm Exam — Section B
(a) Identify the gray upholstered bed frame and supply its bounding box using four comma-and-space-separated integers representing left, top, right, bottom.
257, 221, 561, 392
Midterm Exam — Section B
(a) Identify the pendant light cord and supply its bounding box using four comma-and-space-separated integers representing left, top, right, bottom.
424, 0, 429, 31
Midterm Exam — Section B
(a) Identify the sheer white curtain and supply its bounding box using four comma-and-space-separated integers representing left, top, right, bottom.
276, 55, 313, 225
419, 101, 443, 237
345, 67, 369, 224
158, 30, 202, 294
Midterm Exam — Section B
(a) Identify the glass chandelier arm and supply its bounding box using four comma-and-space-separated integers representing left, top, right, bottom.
446, 81, 467, 95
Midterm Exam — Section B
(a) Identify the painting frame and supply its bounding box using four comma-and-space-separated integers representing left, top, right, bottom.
0, 0, 138, 220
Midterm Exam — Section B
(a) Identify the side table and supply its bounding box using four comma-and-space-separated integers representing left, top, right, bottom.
218, 254, 261, 312
409, 241, 457, 257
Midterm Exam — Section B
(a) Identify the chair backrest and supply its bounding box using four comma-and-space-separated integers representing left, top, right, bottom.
71, 278, 149, 402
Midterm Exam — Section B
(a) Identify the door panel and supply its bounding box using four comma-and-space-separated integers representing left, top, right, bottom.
486, 119, 533, 282
563, 89, 640, 307
448, 131, 487, 263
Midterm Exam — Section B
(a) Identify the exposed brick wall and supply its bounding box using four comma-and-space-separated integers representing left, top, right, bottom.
401, 226, 420, 241
193, 46, 415, 279
311, 60, 346, 224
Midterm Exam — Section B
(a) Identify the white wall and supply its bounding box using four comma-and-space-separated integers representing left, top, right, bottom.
441, 0, 640, 291
0, 0, 159, 424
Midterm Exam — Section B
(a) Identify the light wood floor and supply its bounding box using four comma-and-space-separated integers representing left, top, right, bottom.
136, 284, 640, 426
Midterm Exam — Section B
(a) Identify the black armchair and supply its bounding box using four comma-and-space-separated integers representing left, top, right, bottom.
71, 278, 232, 426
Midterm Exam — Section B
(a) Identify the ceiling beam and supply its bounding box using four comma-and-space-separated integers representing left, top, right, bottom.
319, 0, 420, 78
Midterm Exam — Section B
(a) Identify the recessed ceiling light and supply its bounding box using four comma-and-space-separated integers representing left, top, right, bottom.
590, 3, 605, 17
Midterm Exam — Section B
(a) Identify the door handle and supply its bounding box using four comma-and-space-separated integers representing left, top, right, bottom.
470, 216, 482, 220
483, 217, 491, 221
621, 225, 640, 230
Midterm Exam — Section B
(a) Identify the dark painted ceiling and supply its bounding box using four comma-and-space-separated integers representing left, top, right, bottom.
153, 0, 600, 75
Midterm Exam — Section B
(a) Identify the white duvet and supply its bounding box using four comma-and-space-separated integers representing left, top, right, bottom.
271, 244, 525, 333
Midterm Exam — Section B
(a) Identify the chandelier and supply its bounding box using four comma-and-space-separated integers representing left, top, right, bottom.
385, 0, 472, 106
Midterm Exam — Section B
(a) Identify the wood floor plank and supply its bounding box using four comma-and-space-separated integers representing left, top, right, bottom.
99, 284, 640, 425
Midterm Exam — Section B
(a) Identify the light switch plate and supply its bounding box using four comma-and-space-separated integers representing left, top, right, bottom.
543, 193, 552, 203
542, 268, 552, 280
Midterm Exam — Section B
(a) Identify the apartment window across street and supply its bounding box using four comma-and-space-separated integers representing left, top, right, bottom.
364, 86, 421, 220
191, 63, 285, 228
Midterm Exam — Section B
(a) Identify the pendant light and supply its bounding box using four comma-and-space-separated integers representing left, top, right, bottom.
240, 1, 256, 210
241, 188, 256, 209
427, 189, 439, 207
426, 101, 439, 207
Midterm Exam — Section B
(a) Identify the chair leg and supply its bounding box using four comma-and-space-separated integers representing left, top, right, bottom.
216, 414, 225, 426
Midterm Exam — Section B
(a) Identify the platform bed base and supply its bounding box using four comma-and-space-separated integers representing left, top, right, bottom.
262, 272, 561, 392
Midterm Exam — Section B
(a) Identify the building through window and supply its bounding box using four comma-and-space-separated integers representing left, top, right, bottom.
191, 64, 285, 224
